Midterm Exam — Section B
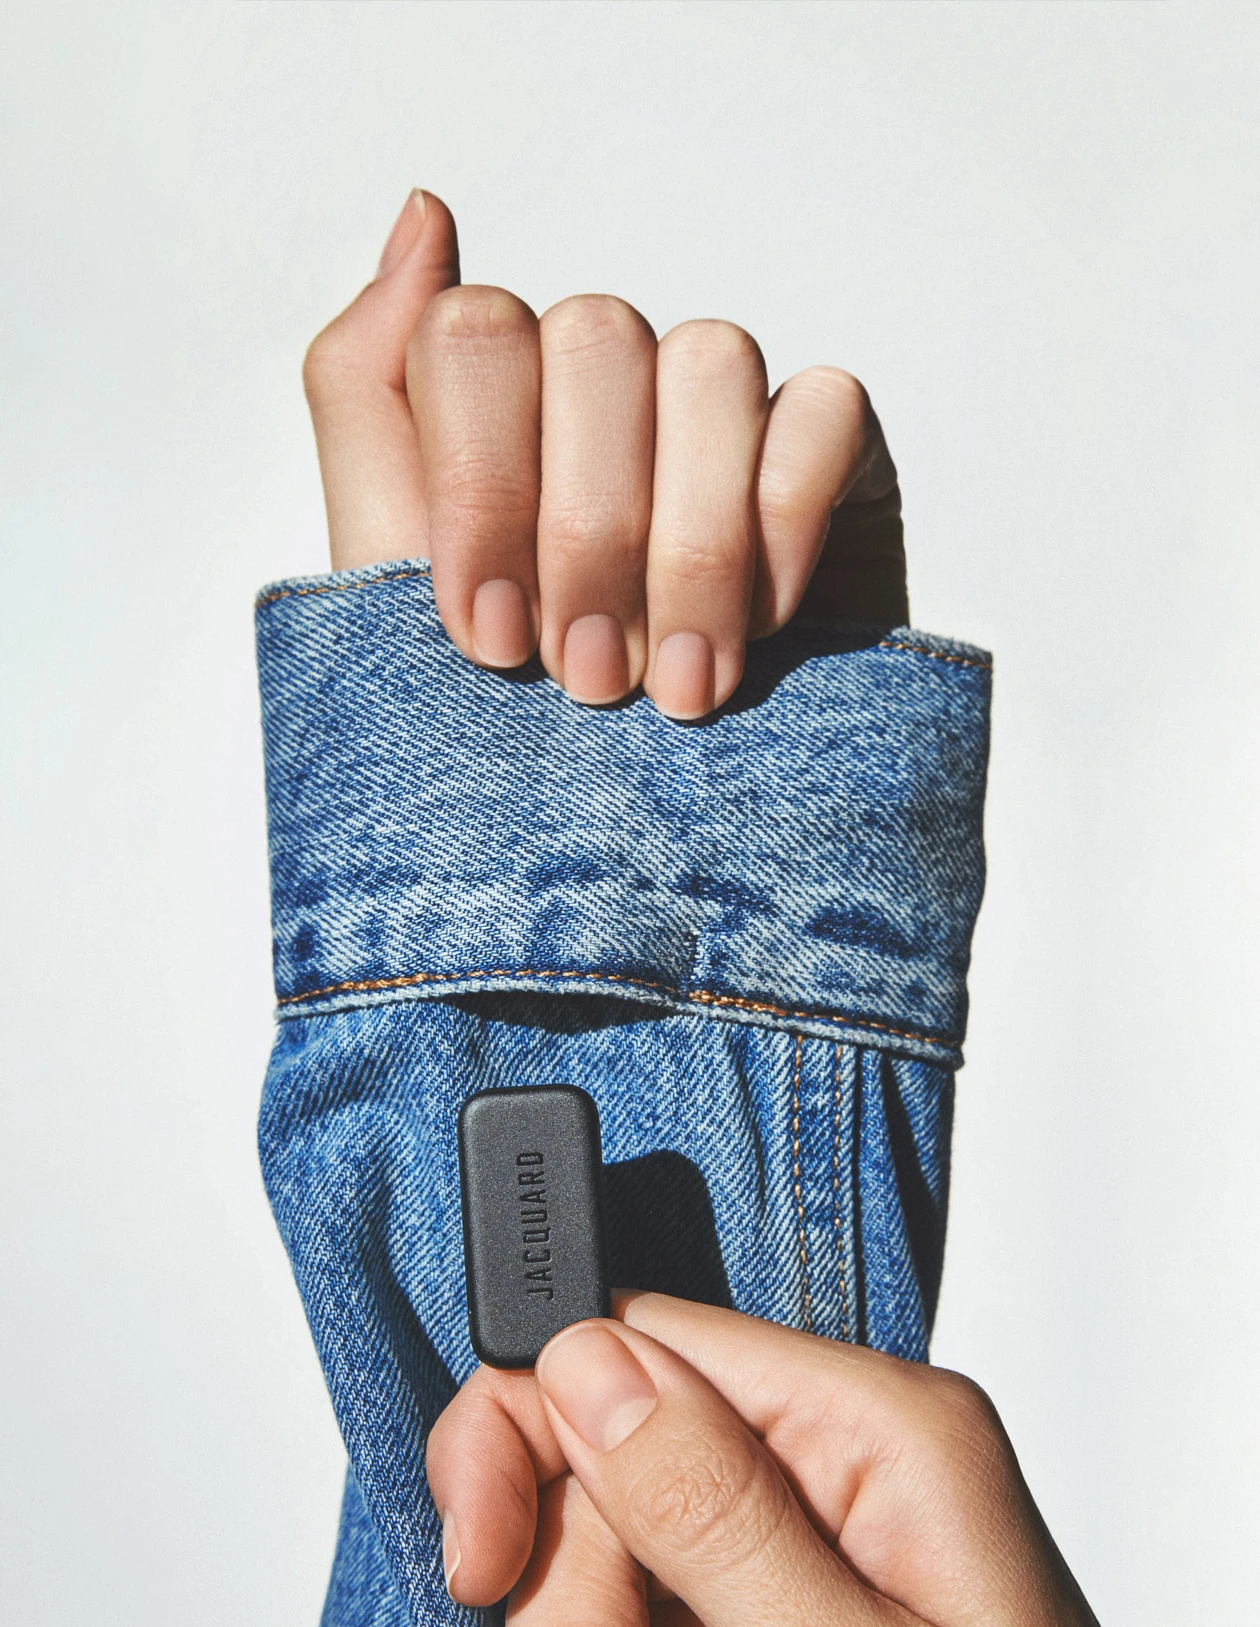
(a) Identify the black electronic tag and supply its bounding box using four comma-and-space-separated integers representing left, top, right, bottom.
457, 1084, 611, 1369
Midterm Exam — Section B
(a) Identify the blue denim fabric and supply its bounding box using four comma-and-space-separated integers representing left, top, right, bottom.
255, 559, 991, 1626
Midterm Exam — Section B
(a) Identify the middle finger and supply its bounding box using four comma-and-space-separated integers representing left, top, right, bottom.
537, 295, 657, 703
508, 1472, 648, 1626
645, 320, 769, 719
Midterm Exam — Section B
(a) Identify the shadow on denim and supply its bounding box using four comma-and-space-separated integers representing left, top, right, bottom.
444, 992, 663, 1034
605, 1150, 734, 1309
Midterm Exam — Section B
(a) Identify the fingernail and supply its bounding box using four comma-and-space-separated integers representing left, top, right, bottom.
376, 188, 428, 279
472, 579, 534, 668
562, 614, 629, 704
652, 631, 715, 719
536, 1324, 657, 1452
441, 1508, 461, 1595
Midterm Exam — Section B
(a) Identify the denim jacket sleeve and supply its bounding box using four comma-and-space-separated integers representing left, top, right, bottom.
254, 558, 992, 1627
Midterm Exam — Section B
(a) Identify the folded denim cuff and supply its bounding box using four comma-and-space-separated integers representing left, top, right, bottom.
255, 560, 991, 1067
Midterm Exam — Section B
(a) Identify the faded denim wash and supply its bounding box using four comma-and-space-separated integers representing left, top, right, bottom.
255, 558, 992, 1626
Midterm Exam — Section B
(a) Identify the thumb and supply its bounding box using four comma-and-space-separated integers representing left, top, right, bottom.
303, 188, 460, 570
357, 187, 462, 379
534, 1321, 883, 1627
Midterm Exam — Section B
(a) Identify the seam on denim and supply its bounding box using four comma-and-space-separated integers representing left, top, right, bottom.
256, 566, 991, 673
876, 640, 992, 671
833, 1044, 851, 1344
255, 565, 433, 607
791, 1035, 813, 1333
273, 966, 957, 1048
683, 987, 950, 1047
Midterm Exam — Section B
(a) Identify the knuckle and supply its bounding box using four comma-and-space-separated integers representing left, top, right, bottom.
541, 294, 649, 359
442, 473, 535, 516
756, 473, 813, 532
422, 283, 534, 342
301, 319, 359, 406
653, 527, 748, 582
930, 1366, 995, 1421
542, 497, 644, 559
631, 1429, 773, 1565
918, 1368, 1009, 1470
659, 319, 764, 379
439, 465, 538, 535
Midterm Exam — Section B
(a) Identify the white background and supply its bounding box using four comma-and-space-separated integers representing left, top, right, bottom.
2, 3, 1257, 1622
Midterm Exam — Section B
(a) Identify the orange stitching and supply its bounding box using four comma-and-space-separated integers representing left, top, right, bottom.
876, 639, 991, 671
256, 565, 433, 608
833, 1043, 851, 1344
273, 964, 956, 1048
683, 987, 945, 1044
791, 1035, 812, 1332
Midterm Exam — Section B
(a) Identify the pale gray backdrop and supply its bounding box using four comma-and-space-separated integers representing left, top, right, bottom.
2, 3, 1257, 1622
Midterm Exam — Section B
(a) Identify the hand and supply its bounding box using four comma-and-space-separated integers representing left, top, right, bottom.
426, 1294, 1098, 1626
301, 190, 907, 719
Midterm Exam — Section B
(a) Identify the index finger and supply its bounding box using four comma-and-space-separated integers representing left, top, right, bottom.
303, 189, 461, 571
424, 1361, 563, 1607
